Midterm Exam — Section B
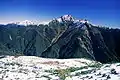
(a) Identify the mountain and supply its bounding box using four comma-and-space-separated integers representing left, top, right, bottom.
0, 15, 120, 63
7, 20, 36, 26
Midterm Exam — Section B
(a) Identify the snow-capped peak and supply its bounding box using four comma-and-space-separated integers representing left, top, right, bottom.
62, 15, 74, 21
17, 20, 35, 26
79, 19, 89, 23
56, 15, 74, 22
7, 20, 36, 26
56, 15, 90, 24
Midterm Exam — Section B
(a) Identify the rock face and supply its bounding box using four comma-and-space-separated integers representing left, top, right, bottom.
0, 16, 120, 63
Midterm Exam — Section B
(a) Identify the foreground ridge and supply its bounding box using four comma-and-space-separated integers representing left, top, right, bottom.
0, 56, 120, 80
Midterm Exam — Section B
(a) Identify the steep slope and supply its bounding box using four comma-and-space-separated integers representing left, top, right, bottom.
41, 22, 119, 63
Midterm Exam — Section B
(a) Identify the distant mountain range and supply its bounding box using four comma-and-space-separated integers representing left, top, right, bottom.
0, 15, 120, 63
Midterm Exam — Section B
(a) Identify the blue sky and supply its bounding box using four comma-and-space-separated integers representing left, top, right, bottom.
0, 0, 119, 27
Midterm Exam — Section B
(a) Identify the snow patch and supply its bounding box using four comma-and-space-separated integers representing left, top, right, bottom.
9, 35, 12, 40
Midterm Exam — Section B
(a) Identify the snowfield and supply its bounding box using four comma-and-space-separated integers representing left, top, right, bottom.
0, 56, 120, 80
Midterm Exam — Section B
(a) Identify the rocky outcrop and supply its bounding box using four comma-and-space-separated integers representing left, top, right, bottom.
0, 18, 120, 63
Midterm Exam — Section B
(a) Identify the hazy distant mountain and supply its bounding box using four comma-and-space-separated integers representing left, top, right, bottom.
0, 15, 120, 63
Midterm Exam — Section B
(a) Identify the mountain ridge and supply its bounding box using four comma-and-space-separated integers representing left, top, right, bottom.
0, 15, 90, 26
0, 15, 120, 63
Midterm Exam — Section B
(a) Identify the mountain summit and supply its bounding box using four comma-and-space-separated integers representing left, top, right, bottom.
17, 20, 35, 26
56, 15, 89, 24
56, 15, 74, 22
